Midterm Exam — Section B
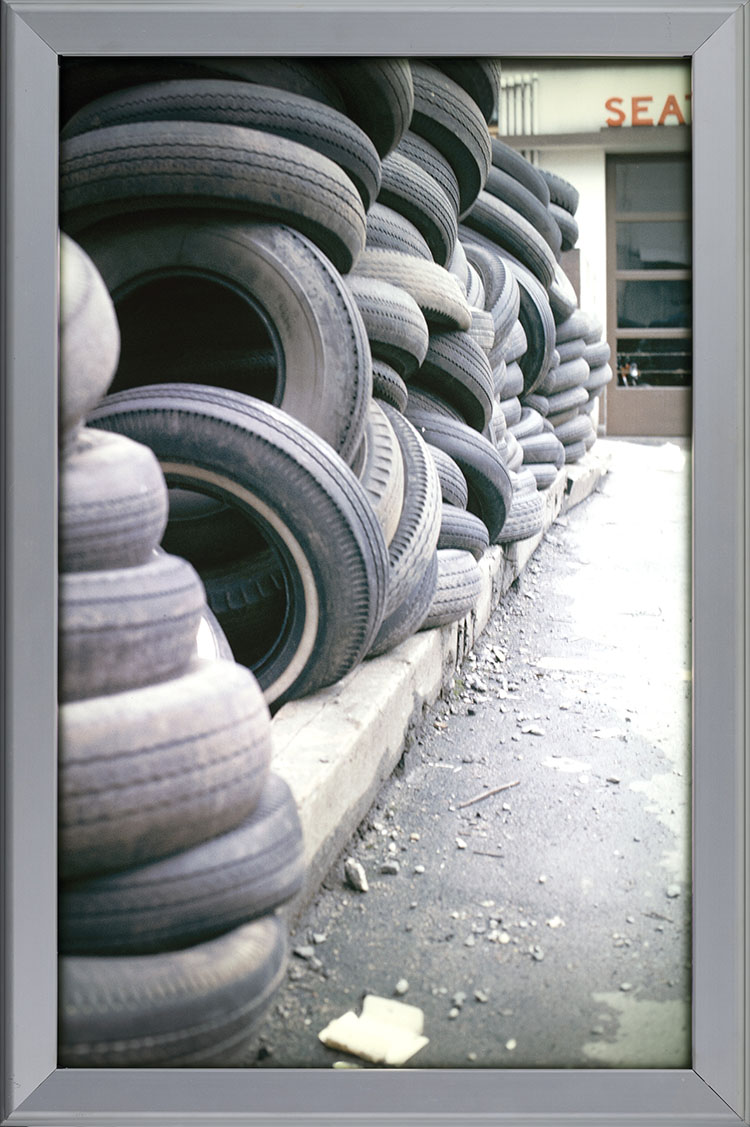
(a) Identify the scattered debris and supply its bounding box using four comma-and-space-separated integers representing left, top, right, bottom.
344, 858, 368, 892
394, 979, 409, 996
474, 990, 489, 1003
530, 946, 544, 961
414, 865, 425, 875
520, 724, 545, 736
448, 1008, 460, 1020
313, 933, 327, 945
380, 861, 400, 875
319, 995, 428, 1066
452, 991, 467, 1008
606, 776, 621, 784
410, 832, 421, 842
546, 916, 564, 929
472, 850, 504, 859
293, 946, 315, 961
456, 780, 521, 810
666, 884, 680, 899
456, 838, 467, 850
620, 983, 633, 992
464, 935, 476, 948
538, 874, 548, 884
505, 1038, 517, 1051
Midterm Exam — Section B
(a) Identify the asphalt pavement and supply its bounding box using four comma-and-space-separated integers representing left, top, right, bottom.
244, 437, 692, 1071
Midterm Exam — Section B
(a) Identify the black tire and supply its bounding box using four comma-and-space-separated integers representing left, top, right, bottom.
527, 462, 561, 491
430, 59, 502, 124
494, 487, 545, 544
510, 259, 557, 394
89, 387, 388, 709
60, 120, 366, 275
550, 201, 579, 251
59, 658, 272, 881
353, 248, 472, 330
548, 263, 579, 323
491, 138, 550, 206
405, 386, 465, 422
378, 152, 457, 266
538, 355, 590, 396
365, 202, 432, 261
420, 549, 482, 630
500, 395, 522, 428
545, 384, 590, 417
427, 444, 469, 509
200, 549, 286, 673
405, 408, 511, 542
411, 330, 494, 433
161, 488, 264, 571
322, 58, 414, 158
59, 551, 206, 703
59, 234, 120, 438
410, 63, 492, 217
583, 339, 611, 368
437, 503, 489, 560
509, 406, 545, 440
463, 191, 557, 289
372, 361, 409, 414
59, 772, 304, 956
484, 166, 562, 257
540, 168, 580, 214
195, 57, 348, 111
368, 549, 438, 657
397, 130, 462, 218
58, 915, 288, 1068
60, 78, 382, 211
354, 400, 405, 547
59, 427, 168, 572
461, 240, 520, 341
376, 405, 442, 618
556, 337, 586, 363
516, 431, 565, 469
79, 218, 371, 464
344, 274, 429, 378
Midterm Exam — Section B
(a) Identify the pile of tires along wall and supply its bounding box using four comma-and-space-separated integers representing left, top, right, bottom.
57, 56, 613, 1065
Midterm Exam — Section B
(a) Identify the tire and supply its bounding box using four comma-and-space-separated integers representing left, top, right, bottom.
504, 429, 524, 472
194, 605, 234, 662
555, 337, 586, 363
527, 462, 561, 491
437, 503, 489, 560
548, 263, 579, 323
59, 427, 168, 572
493, 359, 508, 398
59, 772, 304, 956
60, 78, 382, 211
365, 202, 432, 261
448, 238, 470, 293
465, 266, 486, 310
58, 915, 288, 1068
584, 362, 614, 393
161, 488, 264, 571
79, 218, 371, 464
59, 551, 206, 703
555, 413, 595, 446
368, 549, 438, 656
354, 400, 406, 547
427, 444, 469, 509
503, 359, 525, 398
397, 130, 462, 218
545, 384, 589, 417
491, 138, 550, 206
420, 549, 482, 630
550, 201, 579, 251
522, 391, 549, 418
378, 152, 457, 266
500, 396, 522, 428
352, 248, 472, 330
410, 63, 492, 217
323, 58, 414, 158
583, 314, 605, 344
405, 408, 512, 542
494, 486, 545, 544
564, 439, 588, 464
90, 387, 388, 709
405, 386, 465, 422
484, 166, 562, 257
195, 57, 348, 112
547, 406, 581, 429
430, 59, 502, 124
461, 240, 520, 341
463, 191, 557, 289
517, 431, 565, 469
375, 405, 442, 618
555, 308, 595, 344
468, 307, 495, 353
59, 658, 272, 881
485, 400, 507, 448
494, 320, 527, 367
509, 406, 545, 440
538, 355, 590, 396
372, 360, 409, 413
583, 339, 611, 368
540, 168, 580, 214
60, 120, 366, 275
59, 234, 120, 438
344, 274, 429, 378
411, 330, 494, 432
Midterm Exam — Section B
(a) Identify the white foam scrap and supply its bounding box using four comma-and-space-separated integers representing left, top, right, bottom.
318, 995, 428, 1066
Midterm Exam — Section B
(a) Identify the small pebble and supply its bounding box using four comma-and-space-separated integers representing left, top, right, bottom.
499, 932, 511, 944
456, 838, 467, 850
590, 1026, 604, 1036
410, 832, 421, 842
448, 1007, 460, 1020
414, 865, 425, 875
452, 991, 467, 1007
464, 935, 476, 948
344, 857, 368, 893
620, 983, 632, 992
505, 1039, 517, 1051
474, 990, 489, 1003
538, 874, 548, 884
394, 978, 409, 996
467, 1052, 477, 1062
625, 916, 635, 924
666, 884, 680, 898
380, 861, 400, 875
293, 946, 315, 960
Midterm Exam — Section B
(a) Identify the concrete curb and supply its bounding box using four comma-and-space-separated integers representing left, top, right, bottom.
272, 448, 610, 914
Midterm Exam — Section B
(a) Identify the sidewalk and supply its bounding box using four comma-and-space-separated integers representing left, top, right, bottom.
251, 437, 691, 1069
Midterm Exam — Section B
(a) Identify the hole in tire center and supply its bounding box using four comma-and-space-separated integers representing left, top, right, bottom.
111, 274, 284, 400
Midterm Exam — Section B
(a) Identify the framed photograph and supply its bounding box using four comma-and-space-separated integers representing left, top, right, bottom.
1, 1, 747, 1123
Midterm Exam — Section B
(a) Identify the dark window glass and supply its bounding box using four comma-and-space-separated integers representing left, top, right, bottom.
615, 159, 691, 213
616, 220, 691, 270
616, 339, 692, 388
617, 279, 691, 329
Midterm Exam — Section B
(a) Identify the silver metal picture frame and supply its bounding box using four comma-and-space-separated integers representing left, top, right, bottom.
1, 1, 747, 1123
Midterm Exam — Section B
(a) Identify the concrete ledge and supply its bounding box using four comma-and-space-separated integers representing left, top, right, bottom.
272, 448, 609, 914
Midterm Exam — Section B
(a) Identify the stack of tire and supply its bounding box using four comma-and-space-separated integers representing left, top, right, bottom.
57, 235, 306, 1068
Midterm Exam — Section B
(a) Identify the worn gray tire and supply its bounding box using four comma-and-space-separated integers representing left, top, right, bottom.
58, 915, 287, 1068
491, 138, 550, 206
541, 168, 580, 214
365, 202, 432, 261
323, 58, 414, 158
353, 248, 472, 330
397, 130, 462, 217
378, 151, 457, 266
59, 658, 272, 880
427, 444, 469, 509
420, 549, 482, 630
344, 274, 429, 378
550, 201, 579, 251
464, 191, 557, 288
355, 400, 406, 547
517, 430, 565, 469
538, 355, 590, 396
372, 361, 409, 413
494, 486, 545, 544
437, 503, 489, 560
412, 330, 494, 432
527, 462, 561, 491
484, 165, 562, 257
